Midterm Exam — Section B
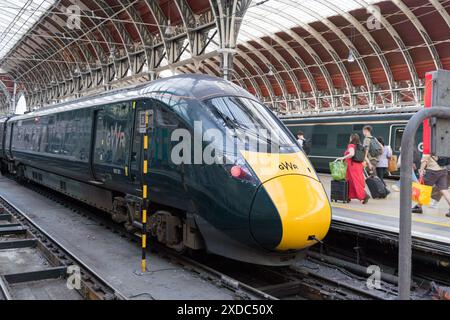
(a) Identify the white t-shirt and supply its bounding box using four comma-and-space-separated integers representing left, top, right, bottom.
377, 145, 392, 168
297, 138, 304, 147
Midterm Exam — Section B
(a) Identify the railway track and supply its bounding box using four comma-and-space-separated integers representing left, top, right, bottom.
0, 196, 125, 300
20, 179, 274, 300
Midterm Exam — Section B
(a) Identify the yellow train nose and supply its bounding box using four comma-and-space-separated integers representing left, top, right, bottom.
250, 174, 332, 251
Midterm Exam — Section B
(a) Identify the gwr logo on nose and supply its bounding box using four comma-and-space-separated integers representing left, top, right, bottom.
279, 161, 299, 170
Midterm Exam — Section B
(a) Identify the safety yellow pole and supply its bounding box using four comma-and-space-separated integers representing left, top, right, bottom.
141, 109, 149, 272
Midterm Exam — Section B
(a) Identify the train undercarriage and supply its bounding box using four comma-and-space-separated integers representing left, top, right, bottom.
6, 162, 205, 253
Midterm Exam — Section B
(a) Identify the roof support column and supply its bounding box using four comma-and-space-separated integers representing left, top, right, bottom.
210, 0, 252, 80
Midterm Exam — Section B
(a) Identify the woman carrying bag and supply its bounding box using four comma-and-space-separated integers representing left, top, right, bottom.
336, 133, 370, 204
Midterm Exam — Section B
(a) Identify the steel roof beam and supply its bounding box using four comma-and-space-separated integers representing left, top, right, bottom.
354, 0, 419, 103
291, 0, 374, 107
315, 0, 395, 107
392, 0, 442, 70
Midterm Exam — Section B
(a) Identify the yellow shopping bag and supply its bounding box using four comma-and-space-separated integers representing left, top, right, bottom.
412, 178, 432, 206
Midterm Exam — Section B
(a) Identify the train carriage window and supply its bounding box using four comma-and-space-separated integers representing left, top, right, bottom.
312, 134, 328, 147
336, 134, 350, 149
394, 128, 404, 152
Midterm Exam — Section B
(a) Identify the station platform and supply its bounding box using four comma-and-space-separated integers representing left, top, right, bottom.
319, 174, 450, 246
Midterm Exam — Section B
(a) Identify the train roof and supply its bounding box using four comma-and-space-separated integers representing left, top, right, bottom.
280, 106, 421, 122
10, 74, 256, 121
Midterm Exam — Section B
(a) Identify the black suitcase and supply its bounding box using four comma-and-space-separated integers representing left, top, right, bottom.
330, 180, 350, 203
365, 175, 387, 199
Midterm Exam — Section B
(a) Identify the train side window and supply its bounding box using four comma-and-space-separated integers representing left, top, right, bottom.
394, 128, 404, 152
336, 134, 349, 149
312, 133, 328, 147
93, 102, 132, 167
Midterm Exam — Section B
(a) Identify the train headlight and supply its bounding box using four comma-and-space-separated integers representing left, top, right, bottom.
230, 165, 244, 178
221, 154, 259, 185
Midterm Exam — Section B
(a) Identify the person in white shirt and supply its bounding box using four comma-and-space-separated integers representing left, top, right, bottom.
375, 136, 392, 188
297, 131, 305, 148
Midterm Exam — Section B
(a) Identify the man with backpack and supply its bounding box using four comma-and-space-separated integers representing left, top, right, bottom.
362, 125, 383, 175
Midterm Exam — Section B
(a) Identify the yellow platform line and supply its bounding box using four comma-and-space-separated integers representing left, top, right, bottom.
331, 203, 450, 229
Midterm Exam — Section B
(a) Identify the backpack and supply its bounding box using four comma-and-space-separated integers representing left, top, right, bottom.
353, 144, 366, 163
368, 137, 383, 158
437, 157, 450, 167
302, 139, 311, 155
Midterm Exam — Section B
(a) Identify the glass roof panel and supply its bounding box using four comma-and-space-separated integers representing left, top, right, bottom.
0, 0, 56, 60
239, 0, 381, 43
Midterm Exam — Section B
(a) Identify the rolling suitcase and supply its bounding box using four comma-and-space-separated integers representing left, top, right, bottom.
330, 180, 350, 203
365, 171, 388, 199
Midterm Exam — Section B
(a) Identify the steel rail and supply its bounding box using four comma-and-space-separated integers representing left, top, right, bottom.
0, 195, 127, 300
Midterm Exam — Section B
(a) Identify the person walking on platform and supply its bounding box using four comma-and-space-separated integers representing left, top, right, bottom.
375, 136, 392, 187
362, 125, 383, 176
412, 155, 450, 217
429, 164, 450, 209
336, 133, 369, 204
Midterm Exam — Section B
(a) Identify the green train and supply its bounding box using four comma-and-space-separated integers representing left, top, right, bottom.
0, 74, 331, 266
281, 108, 423, 173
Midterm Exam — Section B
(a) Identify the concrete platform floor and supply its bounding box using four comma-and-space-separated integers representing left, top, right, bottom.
319, 174, 450, 244
0, 176, 237, 300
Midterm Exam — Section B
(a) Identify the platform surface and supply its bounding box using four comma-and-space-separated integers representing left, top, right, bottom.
0, 176, 237, 300
319, 174, 450, 245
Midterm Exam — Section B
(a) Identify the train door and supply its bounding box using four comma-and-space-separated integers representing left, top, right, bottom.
128, 99, 154, 193
128, 99, 189, 208
92, 102, 133, 188
4, 122, 13, 160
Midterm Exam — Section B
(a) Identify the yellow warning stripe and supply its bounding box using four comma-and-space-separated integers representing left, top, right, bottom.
142, 234, 147, 248
143, 160, 148, 174
142, 185, 147, 199
143, 135, 148, 150
142, 209, 147, 223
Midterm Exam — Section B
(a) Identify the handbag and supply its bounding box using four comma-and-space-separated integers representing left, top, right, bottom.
412, 177, 432, 205
329, 160, 347, 181
388, 155, 398, 172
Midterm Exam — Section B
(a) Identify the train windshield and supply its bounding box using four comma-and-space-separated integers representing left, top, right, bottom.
204, 96, 298, 150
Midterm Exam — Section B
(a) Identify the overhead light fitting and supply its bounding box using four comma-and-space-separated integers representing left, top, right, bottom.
268, 66, 274, 76
348, 49, 355, 63
109, 46, 116, 59
165, 20, 175, 36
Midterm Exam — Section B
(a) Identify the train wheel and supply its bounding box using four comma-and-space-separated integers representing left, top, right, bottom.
148, 210, 185, 253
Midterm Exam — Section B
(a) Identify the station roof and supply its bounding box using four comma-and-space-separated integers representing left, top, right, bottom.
0, 0, 449, 115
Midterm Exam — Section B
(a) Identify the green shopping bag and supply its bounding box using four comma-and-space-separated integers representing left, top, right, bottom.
329, 160, 347, 181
